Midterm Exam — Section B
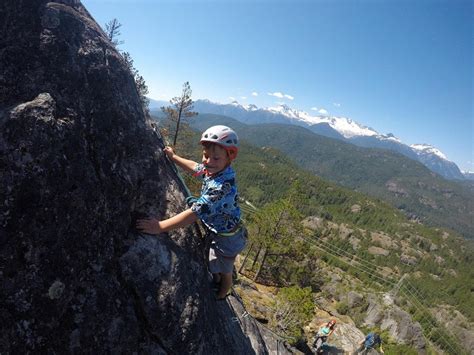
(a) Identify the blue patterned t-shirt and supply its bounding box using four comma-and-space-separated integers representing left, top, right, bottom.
190, 163, 241, 234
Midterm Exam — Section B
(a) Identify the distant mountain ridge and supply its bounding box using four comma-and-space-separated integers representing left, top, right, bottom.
153, 98, 464, 180
463, 171, 474, 181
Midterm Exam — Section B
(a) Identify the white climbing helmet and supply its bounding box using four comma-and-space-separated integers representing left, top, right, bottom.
200, 125, 239, 159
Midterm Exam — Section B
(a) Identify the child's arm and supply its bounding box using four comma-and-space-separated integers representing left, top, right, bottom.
164, 146, 198, 174
136, 208, 198, 235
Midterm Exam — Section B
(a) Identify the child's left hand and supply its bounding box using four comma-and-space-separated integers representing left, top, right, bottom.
136, 218, 162, 235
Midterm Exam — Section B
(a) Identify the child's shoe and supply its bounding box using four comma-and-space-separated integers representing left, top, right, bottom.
214, 289, 232, 301
214, 292, 229, 301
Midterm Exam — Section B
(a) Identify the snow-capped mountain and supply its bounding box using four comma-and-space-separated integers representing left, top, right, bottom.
410, 144, 464, 180
187, 99, 465, 180
267, 104, 383, 138
411, 144, 448, 160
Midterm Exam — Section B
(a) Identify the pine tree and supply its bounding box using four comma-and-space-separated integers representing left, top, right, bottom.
105, 18, 124, 48
121, 52, 149, 114
272, 286, 314, 342
161, 81, 198, 146
104, 19, 149, 114
249, 194, 303, 282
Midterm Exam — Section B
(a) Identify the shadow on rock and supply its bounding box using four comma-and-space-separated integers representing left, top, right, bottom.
320, 344, 345, 354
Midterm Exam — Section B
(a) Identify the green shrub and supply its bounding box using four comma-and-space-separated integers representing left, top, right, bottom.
336, 301, 349, 315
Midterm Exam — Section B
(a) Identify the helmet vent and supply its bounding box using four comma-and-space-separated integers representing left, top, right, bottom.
211, 134, 218, 139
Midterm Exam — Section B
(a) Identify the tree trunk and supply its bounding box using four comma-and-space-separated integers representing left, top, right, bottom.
238, 242, 253, 274
173, 105, 183, 146
251, 245, 262, 271
254, 248, 267, 281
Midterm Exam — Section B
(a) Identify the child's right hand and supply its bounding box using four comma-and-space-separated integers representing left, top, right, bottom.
163, 146, 174, 158
136, 218, 163, 235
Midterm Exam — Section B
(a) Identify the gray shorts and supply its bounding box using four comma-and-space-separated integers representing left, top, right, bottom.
209, 227, 247, 274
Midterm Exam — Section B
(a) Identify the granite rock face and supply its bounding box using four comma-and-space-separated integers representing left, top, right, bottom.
364, 295, 426, 352
0, 1, 282, 353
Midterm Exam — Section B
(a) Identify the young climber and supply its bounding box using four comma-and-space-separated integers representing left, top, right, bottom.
136, 125, 246, 300
312, 319, 337, 353
356, 332, 384, 354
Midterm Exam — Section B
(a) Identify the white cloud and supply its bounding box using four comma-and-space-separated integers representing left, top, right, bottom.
251, 92, 258, 96
333, 102, 341, 107
268, 91, 294, 100
240, 96, 247, 100
228, 96, 236, 101
268, 92, 284, 98
310, 106, 329, 115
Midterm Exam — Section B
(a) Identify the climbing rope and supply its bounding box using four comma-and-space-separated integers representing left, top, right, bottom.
150, 122, 193, 198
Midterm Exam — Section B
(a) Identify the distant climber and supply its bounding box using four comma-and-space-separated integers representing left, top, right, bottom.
137, 125, 246, 300
312, 319, 337, 354
356, 332, 384, 354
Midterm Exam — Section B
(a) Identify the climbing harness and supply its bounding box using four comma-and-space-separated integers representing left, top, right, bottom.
217, 222, 243, 237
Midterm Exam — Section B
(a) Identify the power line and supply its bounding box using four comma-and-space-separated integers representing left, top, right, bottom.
402, 281, 465, 353
308, 238, 396, 288
398, 283, 464, 354
241, 201, 404, 282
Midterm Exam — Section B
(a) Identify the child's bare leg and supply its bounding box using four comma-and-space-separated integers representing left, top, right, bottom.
216, 272, 232, 299
212, 273, 221, 284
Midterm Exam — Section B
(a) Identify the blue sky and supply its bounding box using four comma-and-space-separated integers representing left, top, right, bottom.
82, 0, 473, 172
